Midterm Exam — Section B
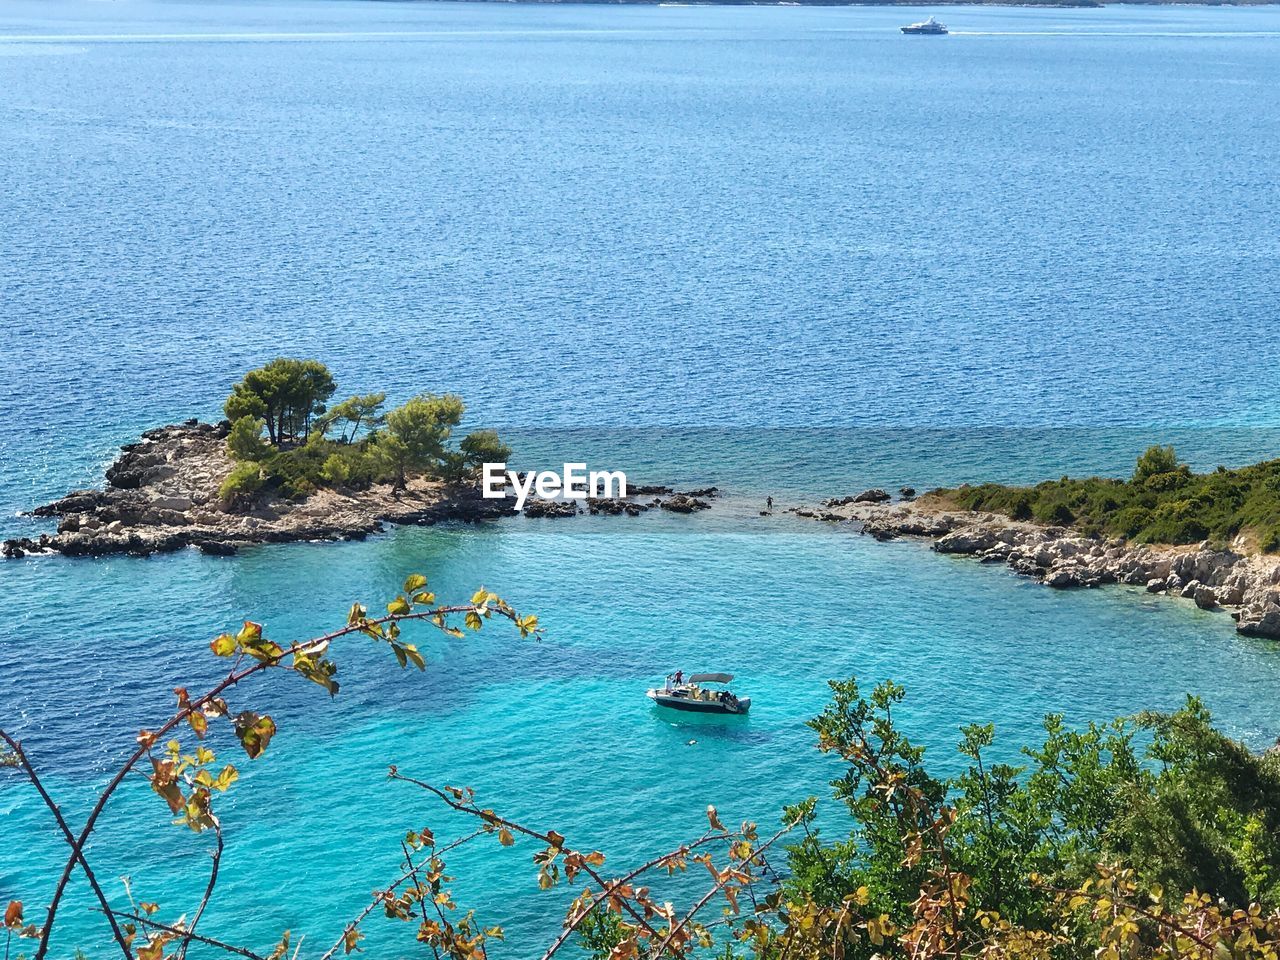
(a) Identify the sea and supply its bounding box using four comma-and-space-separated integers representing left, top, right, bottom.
2, 1, 1280, 955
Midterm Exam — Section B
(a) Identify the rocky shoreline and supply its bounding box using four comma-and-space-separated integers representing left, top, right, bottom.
1, 422, 717, 559
794, 491, 1280, 640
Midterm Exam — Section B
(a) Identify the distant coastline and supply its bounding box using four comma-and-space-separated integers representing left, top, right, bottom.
445, 1, 1280, 7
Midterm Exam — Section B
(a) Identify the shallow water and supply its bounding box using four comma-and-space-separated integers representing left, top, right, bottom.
3, 1, 1280, 955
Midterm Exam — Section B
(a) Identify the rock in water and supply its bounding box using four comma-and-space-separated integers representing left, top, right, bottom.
523, 499, 579, 518
1193, 585, 1218, 609
854, 488, 891, 503
660, 494, 711, 514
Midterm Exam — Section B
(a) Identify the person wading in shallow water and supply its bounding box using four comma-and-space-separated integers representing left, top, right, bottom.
766, 495, 773, 512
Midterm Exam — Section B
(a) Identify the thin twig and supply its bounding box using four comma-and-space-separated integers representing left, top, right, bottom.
0, 730, 133, 960
389, 771, 665, 944
538, 833, 729, 960
402, 838, 438, 960
649, 822, 794, 957
318, 829, 485, 960
177, 820, 224, 960
106, 911, 268, 960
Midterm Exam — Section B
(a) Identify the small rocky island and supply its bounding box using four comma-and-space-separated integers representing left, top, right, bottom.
2, 359, 716, 559
797, 449, 1280, 640
0, 421, 716, 559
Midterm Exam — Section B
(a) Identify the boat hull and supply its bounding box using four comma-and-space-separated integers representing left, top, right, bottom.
901, 26, 948, 34
647, 691, 751, 715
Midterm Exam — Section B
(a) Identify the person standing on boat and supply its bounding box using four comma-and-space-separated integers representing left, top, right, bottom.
673, 669, 684, 686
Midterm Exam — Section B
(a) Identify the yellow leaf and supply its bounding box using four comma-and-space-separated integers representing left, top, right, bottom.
210, 634, 237, 657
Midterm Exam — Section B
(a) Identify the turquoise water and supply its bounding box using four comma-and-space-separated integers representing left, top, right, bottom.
8, 519, 1280, 956
4, 1, 1280, 956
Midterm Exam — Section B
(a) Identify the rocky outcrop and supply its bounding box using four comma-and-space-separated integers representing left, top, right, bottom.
523, 499, 580, 518
583, 486, 716, 517
660, 493, 712, 514
823, 489, 892, 508
588, 497, 651, 516
3, 422, 719, 558
793, 493, 1280, 641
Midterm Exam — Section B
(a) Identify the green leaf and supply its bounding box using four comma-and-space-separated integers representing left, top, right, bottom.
387, 596, 411, 616
403, 573, 428, 593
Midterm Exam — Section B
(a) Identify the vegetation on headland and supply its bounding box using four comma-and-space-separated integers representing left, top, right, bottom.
942, 445, 1280, 553
218, 358, 511, 504
3, 574, 1280, 960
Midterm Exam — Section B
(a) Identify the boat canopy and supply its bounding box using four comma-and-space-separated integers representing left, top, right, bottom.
688, 672, 734, 684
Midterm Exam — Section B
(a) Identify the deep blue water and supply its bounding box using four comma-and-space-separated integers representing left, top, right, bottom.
3, 2, 1280, 956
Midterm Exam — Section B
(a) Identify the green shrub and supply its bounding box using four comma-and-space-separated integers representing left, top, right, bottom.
1134, 500, 1209, 545
1109, 506, 1153, 540
1144, 468, 1191, 493
226, 416, 270, 462
321, 453, 351, 487
437, 451, 468, 485
219, 462, 264, 505
266, 445, 327, 499
938, 446, 1280, 552
1134, 444, 1181, 484
1032, 498, 1074, 527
